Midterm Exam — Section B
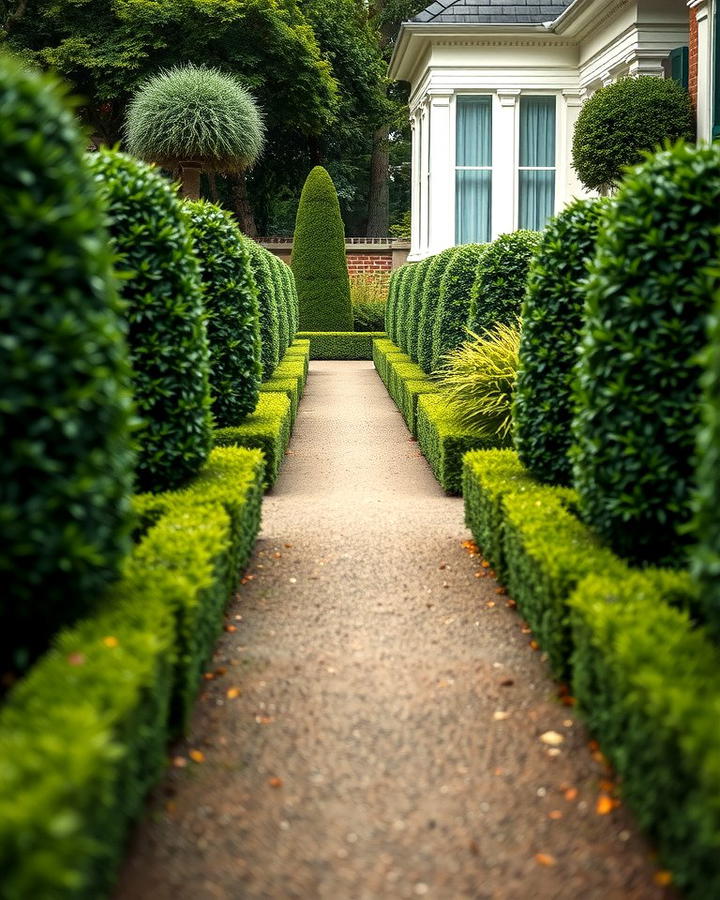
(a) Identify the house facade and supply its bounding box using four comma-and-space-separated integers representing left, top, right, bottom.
689, 0, 719, 140
389, 0, 691, 260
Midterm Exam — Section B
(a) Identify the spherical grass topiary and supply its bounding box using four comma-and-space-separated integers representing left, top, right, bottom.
572, 142, 720, 567
247, 241, 280, 378
469, 231, 541, 336
406, 255, 435, 362
89, 149, 213, 493
126, 64, 265, 199
514, 199, 607, 486
417, 247, 457, 374
431, 244, 486, 373
292, 166, 353, 331
185, 199, 262, 427
572, 76, 695, 193
0, 55, 135, 669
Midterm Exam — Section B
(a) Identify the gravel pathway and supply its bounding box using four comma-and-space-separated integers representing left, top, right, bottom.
115, 361, 672, 900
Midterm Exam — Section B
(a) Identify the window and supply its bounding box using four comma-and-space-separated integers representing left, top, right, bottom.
668, 46, 689, 88
518, 96, 556, 231
455, 96, 492, 244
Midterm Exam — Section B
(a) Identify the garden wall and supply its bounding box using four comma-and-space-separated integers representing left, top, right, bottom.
258, 237, 410, 273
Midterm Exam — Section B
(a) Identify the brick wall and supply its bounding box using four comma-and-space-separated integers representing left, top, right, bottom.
258, 238, 410, 273
346, 252, 393, 276
690, 6, 699, 108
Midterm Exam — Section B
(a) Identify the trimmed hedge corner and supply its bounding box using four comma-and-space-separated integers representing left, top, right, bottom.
296, 331, 386, 360
215, 392, 292, 488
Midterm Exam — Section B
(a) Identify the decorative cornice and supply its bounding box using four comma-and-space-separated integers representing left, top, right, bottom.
432, 38, 577, 49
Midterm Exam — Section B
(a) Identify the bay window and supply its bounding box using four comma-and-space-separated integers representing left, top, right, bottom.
455, 96, 492, 244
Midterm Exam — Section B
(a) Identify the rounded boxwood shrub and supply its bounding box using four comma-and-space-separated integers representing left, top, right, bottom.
391, 264, 414, 348
292, 166, 353, 331
247, 241, 280, 378
126, 64, 265, 199
406, 255, 435, 362
469, 231, 541, 336
572, 76, 695, 193
572, 142, 720, 567
514, 199, 607, 486
89, 149, 213, 493
185, 199, 262, 427
431, 244, 486, 372
268, 252, 290, 353
0, 55, 135, 668
277, 260, 298, 341
417, 247, 457, 374
385, 265, 402, 343
692, 293, 720, 635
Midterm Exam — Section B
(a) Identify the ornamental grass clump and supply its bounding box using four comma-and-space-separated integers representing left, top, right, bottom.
185, 200, 262, 427
469, 231, 542, 336
125, 64, 265, 199
89, 149, 213, 493
572, 76, 695, 193
431, 244, 486, 373
292, 166, 353, 331
572, 142, 720, 567
437, 321, 521, 440
0, 55, 135, 670
514, 198, 607, 486
350, 273, 387, 331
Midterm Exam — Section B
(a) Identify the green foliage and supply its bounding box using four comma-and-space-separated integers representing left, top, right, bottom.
570, 572, 718, 896
572, 142, 720, 566
388, 262, 414, 346
514, 199, 606, 485
572, 76, 695, 192
292, 166, 353, 331
350, 273, 387, 331
0, 55, 135, 670
417, 247, 456, 373
385, 265, 403, 343
693, 294, 720, 635
126, 64, 265, 171
89, 149, 213, 492
437, 322, 521, 441
469, 231, 541, 335
215, 392, 292, 488
260, 376, 300, 423
276, 259, 299, 341
416, 393, 504, 495
431, 243, 485, 373
246, 241, 280, 379
405, 255, 434, 361
185, 200, 261, 427
296, 330, 385, 360
0, 446, 264, 898
267, 252, 290, 354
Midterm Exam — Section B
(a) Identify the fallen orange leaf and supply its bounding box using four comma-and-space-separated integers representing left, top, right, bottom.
481, 560, 491, 569
564, 788, 578, 802
596, 794, 614, 815
172, 756, 188, 768
548, 810, 563, 821
224, 625, 237, 633
529, 640, 540, 651
189, 750, 205, 764
268, 776, 283, 788
203, 672, 215, 680
534, 853, 556, 867
654, 871, 673, 887
227, 687, 241, 699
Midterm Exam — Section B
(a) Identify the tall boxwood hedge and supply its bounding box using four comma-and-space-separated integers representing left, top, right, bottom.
90, 149, 213, 493
469, 231, 541, 336
0, 55, 135, 669
417, 247, 456, 374
572, 142, 720, 567
572, 76, 695, 193
431, 243, 485, 372
268, 252, 290, 354
406, 256, 435, 362
391, 263, 413, 347
514, 199, 606, 486
277, 259, 298, 341
292, 166, 353, 331
386, 264, 402, 344
247, 241, 280, 379
185, 200, 261, 428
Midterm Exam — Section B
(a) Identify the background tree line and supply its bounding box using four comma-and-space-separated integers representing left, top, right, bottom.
1, 0, 427, 236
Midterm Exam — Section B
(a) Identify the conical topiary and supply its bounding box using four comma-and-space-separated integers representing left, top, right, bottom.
291, 166, 353, 331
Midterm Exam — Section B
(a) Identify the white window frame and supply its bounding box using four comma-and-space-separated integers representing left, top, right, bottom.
454, 93, 494, 245
515, 93, 560, 231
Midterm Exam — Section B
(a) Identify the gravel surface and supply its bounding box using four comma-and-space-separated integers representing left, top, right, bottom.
115, 361, 673, 900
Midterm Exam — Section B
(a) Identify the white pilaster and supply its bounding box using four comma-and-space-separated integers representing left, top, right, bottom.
419, 102, 430, 255
691, 0, 712, 142
560, 90, 591, 203
493, 90, 520, 238
409, 113, 420, 258
427, 93, 454, 253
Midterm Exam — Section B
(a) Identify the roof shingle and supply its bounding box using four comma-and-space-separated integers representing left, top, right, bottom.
411, 0, 573, 25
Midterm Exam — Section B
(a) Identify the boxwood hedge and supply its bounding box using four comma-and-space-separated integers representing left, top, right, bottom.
406, 256, 434, 362
417, 247, 456, 374
431, 243, 485, 373
247, 241, 280, 379
185, 200, 261, 428
514, 199, 606, 485
0, 55, 135, 670
89, 149, 212, 493
572, 142, 720, 566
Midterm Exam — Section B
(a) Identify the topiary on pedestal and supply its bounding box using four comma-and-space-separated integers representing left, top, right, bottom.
185, 200, 262, 427
125, 64, 265, 199
292, 166, 353, 331
572, 142, 720, 566
89, 149, 213, 493
514, 199, 607, 486
0, 55, 135, 670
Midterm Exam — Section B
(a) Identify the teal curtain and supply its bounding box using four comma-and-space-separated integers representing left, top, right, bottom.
519, 96, 556, 231
456, 96, 492, 244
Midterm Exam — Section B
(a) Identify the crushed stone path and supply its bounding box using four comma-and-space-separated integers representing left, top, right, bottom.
115, 361, 671, 900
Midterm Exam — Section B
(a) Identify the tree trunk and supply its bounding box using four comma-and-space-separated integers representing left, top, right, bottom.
366, 125, 390, 237
207, 172, 220, 204
229, 173, 258, 236
179, 164, 201, 200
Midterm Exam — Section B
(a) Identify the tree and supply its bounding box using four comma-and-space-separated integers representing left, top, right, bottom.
126, 64, 265, 199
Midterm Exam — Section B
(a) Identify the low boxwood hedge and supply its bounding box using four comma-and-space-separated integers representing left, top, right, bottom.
296, 330, 386, 360
215, 392, 292, 488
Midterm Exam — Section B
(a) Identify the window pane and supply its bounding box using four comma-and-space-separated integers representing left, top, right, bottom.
519, 170, 555, 231
519, 96, 556, 168
456, 96, 492, 167
456, 169, 491, 244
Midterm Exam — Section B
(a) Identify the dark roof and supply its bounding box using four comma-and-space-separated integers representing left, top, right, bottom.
412, 0, 574, 25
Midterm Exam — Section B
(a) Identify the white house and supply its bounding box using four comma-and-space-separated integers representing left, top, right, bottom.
389, 0, 691, 259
